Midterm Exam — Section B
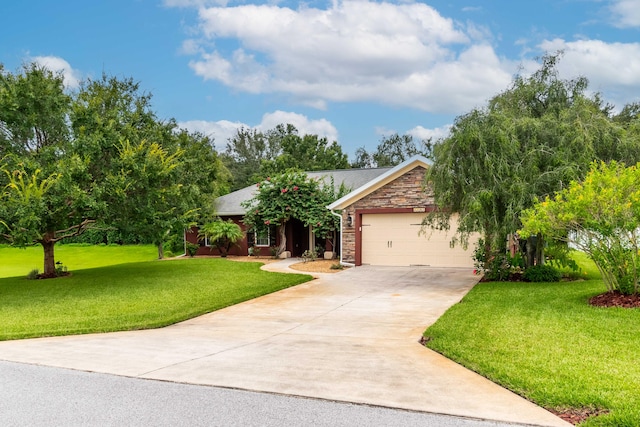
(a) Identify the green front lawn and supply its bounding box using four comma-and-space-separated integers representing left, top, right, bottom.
424, 254, 640, 426
0, 257, 311, 341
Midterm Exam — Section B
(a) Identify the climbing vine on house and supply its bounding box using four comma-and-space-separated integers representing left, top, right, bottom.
241, 170, 348, 256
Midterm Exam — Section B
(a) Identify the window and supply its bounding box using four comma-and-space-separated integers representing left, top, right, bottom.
255, 229, 270, 247
248, 226, 276, 248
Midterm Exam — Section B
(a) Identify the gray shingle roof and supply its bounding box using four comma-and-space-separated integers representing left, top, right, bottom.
215, 167, 392, 215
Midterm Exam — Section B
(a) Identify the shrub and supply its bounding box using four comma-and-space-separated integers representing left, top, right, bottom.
199, 219, 243, 257
26, 269, 39, 280
185, 242, 199, 258
269, 246, 279, 258
301, 249, 318, 263
164, 232, 186, 255
55, 261, 68, 276
248, 246, 262, 257
473, 239, 527, 281
330, 263, 344, 270
523, 264, 562, 282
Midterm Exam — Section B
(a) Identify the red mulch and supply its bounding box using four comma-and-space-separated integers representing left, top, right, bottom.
548, 407, 608, 425
35, 272, 71, 279
589, 291, 640, 308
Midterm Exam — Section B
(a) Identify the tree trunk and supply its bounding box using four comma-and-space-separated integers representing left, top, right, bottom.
42, 233, 56, 277
525, 236, 536, 268
157, 242, 164, 259
535, 233, 544, 266
278, 221, 287, 255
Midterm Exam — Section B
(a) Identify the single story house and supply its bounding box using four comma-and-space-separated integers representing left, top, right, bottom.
186, 156, 477, 268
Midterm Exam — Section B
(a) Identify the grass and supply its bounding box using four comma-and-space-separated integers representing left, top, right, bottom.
424, 253, 640, 426
0, 244, 158, 278
0, 251, 311, 341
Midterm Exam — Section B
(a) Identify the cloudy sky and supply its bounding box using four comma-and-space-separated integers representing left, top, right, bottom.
2, 0, 639, 156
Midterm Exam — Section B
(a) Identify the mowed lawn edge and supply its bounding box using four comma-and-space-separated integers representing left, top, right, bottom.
423, 255, 640, 426
0, 258, 312, 341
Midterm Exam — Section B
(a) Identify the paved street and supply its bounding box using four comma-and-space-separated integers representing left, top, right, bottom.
1, 361, 531, 427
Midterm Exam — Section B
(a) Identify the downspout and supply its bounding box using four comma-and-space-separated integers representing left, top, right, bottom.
330, 209, 354, 267
182, 228, 187, 257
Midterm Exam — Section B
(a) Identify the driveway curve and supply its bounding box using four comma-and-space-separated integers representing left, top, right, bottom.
0, 261, 569, 427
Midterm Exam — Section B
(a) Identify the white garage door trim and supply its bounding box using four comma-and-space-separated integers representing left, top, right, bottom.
360, 212, 476, 268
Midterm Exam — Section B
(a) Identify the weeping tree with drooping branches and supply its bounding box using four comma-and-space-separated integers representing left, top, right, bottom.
424, 53, 640, 277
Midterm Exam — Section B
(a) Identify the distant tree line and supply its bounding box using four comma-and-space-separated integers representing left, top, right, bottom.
220, 124, 429, 191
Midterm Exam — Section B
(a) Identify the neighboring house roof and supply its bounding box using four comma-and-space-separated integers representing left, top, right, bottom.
327, 155, 431, 211
215, 167, 393, 216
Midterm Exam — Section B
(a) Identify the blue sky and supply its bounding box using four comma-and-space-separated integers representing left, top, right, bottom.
2, 0, 639, 157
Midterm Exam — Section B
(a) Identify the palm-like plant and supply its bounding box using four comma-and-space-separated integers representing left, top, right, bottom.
199, 219, 244, 257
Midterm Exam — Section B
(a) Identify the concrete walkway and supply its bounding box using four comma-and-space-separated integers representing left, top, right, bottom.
0, 260, 570, 427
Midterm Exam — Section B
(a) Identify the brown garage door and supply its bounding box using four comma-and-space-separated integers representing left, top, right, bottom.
361, 213, 477, 268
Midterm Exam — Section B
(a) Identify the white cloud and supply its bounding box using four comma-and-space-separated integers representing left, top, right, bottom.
256, 111, 339, 142
610, 0, 640, 28
539, 38, 640, 107
31, 56, 81, 89
407, 124, 451, 141
178, 111, 339, 149
178, 119, 245, 148
184, 1, 514, 113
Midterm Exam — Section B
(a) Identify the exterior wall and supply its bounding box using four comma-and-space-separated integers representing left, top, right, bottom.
340, 166, 434, 265
186, 216, 302, 257
185, 215, 250, 256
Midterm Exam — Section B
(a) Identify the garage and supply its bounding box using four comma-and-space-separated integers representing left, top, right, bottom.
327, 156, 478, 268
361, 213, 476, 268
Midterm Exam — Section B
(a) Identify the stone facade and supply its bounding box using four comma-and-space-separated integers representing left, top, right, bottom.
340, 166, 434, 264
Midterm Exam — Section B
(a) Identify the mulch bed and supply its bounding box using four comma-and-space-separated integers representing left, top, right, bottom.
548, 407, 609, 425
589, 291, 640, 308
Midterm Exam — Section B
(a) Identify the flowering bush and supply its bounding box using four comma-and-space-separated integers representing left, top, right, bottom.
241, 170, 348, 255
521, 161, 640, 294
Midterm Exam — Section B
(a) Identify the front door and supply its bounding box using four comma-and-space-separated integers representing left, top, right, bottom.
288, 218, 309, 257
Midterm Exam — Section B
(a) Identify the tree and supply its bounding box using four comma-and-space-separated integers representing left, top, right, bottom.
259, 126, 350, 176
0, 63, 70, 158
73, 75, 228, 259
351, 146, 375, 168
351, 133, 430, 168
241, 170, 347, 255
520, 161, 640, 295
0, 64, 225, 274
199, 219, 244, 257
222, 124, 350, 190
423, 53, 640, 272
221, 127, 277, 191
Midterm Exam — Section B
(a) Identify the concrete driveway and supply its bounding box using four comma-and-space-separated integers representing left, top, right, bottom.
0, 261, 569, 427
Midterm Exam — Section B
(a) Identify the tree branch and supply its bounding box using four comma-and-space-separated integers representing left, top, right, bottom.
52, 219, 96, 242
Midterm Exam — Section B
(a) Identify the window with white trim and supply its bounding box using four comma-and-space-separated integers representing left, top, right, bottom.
255, 229, 270, 247
248, 225, 275, 248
